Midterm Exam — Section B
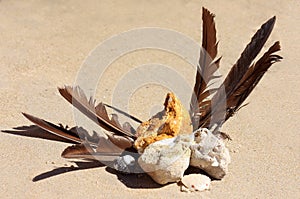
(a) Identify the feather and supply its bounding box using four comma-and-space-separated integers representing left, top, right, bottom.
61, 143, 121, 162
22, 113, 128, 160
225, 41, 282, 119
58, 86, 137, 138
221, 16, 276, 97
22, 112, 82, 144
22, 112, 133, 150
96, 137, 124, 153
106, 133, 134, 149
190, 7, 221, 130
61, 143, 94, 158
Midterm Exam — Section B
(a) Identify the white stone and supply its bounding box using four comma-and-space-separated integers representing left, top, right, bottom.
190, 128, 231, 179
180, 174, 211, 192
138, 135, 192, 185
114, 155, 136, 173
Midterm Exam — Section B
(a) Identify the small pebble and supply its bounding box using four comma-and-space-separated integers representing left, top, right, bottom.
180, 174, 211, 192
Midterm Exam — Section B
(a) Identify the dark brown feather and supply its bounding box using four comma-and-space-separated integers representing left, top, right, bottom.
191, 7, 220, 129
225, 41, 282, 119
62, 142, 122, 162
96, 137, 124, 153
21, 112, 120, 160
201, 7, 218, 62
58, 86, 136, 138
61, 143, 94, 158
22, 112, 82, 144
22, 111, 134, 151
106, 133, 133, 149
221, 16, 276, 97
2, 125, 80, 144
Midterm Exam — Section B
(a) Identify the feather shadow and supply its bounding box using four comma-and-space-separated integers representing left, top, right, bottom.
32, 161, 105, 182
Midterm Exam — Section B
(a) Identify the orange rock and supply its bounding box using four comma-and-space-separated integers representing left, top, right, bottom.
134, 92, 192, 153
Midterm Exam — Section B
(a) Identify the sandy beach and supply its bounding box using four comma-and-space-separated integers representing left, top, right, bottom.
0, 0, 299, 198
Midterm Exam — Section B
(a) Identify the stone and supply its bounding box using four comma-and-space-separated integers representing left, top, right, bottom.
138, 135, 192, 185
180, 174, 211, 192
114, 154, 136, 173
190, 128, 231, 179
113, 152, 143, 174
134, 92, 192, 153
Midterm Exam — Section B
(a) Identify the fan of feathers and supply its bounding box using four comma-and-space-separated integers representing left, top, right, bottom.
18, 7, 281, 180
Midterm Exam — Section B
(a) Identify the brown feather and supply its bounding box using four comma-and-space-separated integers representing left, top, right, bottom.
225, 41, 282, 119
96, 137, 124, 153
201, 7, 218, 61
23, 111, 134, 151
61, 143, 94, 158
58, 86, 136, 138
106, 133, 133, 149
22, 112, 82, 144
61, 143, 121, 161
221, 16, 276, 97
191, 7, 220, 129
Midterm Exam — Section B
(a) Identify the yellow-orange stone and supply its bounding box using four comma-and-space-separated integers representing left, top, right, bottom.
134, 93, 192, 153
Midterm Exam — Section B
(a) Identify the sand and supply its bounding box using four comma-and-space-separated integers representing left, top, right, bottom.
0, 0, 299, 198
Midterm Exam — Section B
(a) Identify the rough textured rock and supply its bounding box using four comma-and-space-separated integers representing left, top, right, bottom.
114, 154, 135, 172
113, 153, 143, 173
190, 128, 231, 179
138, 135, 192, 185
180, 173, 211, 192
134, 92, 192, 153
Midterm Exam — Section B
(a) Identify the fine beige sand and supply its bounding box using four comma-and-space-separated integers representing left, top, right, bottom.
0, 0, 299, 198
